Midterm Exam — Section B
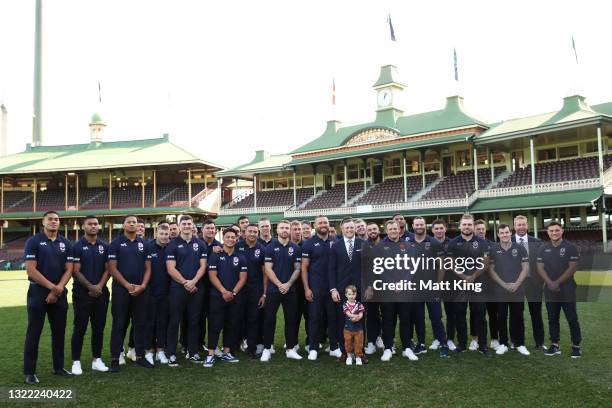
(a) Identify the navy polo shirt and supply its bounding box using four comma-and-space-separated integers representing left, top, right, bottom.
203, 238, 222, 258
147, 240, 170, 296
433, 236, 451, 254
401, 231, 415, 243
410, 235, 444, 280
207, 250, 247, 296
446, 235, 490, 276
537, 240, 579, 284
24, 232, 73, 284
301, 235, 333, 291
237, 241, 265, 289
257, 237, 273, 247
108, 234, 150, 286
166, 236, 207, 288
72, 237, 108, 289
264, 238, 302, 294
490, 243, 528, 283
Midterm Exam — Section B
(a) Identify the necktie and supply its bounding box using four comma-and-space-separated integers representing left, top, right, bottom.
348, 239, 354, 261
520, 237, 529, 255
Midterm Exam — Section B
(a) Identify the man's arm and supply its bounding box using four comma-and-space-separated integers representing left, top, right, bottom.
264, 262, 282, 288
555, 261, 578, 285
166, 259, 188, 285
108, 259, 133, 291
192, 258, 207, 285
25, 260, 58, 292
72, 262, 95, 291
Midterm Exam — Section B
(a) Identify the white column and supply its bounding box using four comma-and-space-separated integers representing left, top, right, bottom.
362, 161, 367, 191
473, 145, 478, 190
529, 137, 536, 193
293, 170, 297, 208
253, 175, 257, 209
402, 154, 408, 202
601, 203, 608, 252
533, 213, 538, 238
344, 162, 348, 206
489, 148, 494, 182
597, 124, 604, 183
421, 150, 426, 189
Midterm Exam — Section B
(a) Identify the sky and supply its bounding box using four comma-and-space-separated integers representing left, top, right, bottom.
0, 0, 611, 170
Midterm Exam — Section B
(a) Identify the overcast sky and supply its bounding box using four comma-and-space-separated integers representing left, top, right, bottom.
1, 0, 611, 169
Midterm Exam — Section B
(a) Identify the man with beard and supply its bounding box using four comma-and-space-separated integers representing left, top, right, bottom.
364, 222, 383, 354
257, 218, 274, 247
301, 221, 313, 241
393, 213, 413, 242
354, 219, 368, 241
475, 219, 500, 352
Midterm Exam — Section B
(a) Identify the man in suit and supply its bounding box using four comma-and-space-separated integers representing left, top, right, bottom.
328, 217, 366, 362
512, 214, 545, 350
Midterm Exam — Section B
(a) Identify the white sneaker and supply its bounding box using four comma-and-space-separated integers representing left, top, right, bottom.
329, 348, 342, 358
324, 345, 330, 353
345, 354, 353, 365
145, 351, 154, 365
355, 357, 363, 365
516, 345, 531, 356
381, 349, 393, 362
156, 351, 168, 364
308, 350, 318, 361
71, 361, 83, 375
260, 349, 271, 362
469, 339, 479, 351
447, 340, 457, 351
391, 346, 397, 355
429, 339, 440, 350
270, 345, 276, 354
91, 358, 109, 372
375, 336, 384, 349
364, 342, 377, 355
286, 348, 303, 360
126, 347, 137, 362
118, 351, 126, 365
495, 344, 509, 355
214, 348, 223, 357
305, 345, 310, 353
240, 339, 248, 352
491, 339, 501, 350
256, 344, 264, 355
402, 348, 419, 361
294, 344, 300, 352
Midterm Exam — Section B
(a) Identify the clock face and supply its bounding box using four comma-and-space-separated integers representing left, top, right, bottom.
377, 89, 392, 107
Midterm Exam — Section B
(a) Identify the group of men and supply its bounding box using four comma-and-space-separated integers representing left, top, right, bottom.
22, 210, 582, 384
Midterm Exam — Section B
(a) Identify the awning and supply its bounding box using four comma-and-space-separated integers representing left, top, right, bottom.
470, 188, 602, 213
213, 212, 286, 226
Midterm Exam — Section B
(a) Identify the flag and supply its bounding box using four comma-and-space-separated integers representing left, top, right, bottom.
98, 81, 102, 103
571, 36, 578, 64
332, 78, 336, 106
387, 14, 396, 42
453, 48, 459, 81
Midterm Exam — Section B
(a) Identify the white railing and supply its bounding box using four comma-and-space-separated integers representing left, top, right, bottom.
477, 178, 601, 199
603, 167, 612, 187
285, 206, 366, 218
219, 205, 289, 216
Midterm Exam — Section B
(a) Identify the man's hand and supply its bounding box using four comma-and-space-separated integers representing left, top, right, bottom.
130, 285, 145, 296
304, 288, 314, 302
258, 295, 266, 308
507, 282, 520, 293
212, 246, 223, 253
331, 289, 340, 303
464, 274, 475, 283
184, 280, 197, 293
363, 287, 373, 302
278, 282, 290, 294
222, 291, 235, 302
51, 284, 63, 297
45, 291, 58, 304
547, 280, 560, 292
88, 284, 103, 298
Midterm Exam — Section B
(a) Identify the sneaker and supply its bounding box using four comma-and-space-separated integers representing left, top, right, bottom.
469, 339, 478, 351
118, 352, 126, 366
364, 342, 377, 355
495, 344, 509, 355
544, 344, 561, 356
375, 336, 384, 349
414, 344, 427, 355
240, 339, 248, 352
478, 346, 492, 357
446, 340, 457, 351
346, 354, 353, 365
286, 348, 303, 360
536, 344, 548, 351
71, 361, 83, 376
188, 353, 205, 363
156, 351, 169, 364
329, 348, 342, 358
439, 346, 450, 358
324, 345, 330, 353
293, 344, 300, 352
260, 349, 272, 362
256, 344, 265, 355
305, 345, 310, 353
270, 345, 276, 355
126, 347, 137, 362
214, 348, 223, 357
391, 346, 397, 355
168, 355, 179, 367
454, 344, 467, 353
381, 349, 393, 362
308, 350, 318, 361
203, 355, 215, 368
24, 374, 39, 385
571, 346, 581, 359
185, 352, 190, 360
221, 352, 239, 363
145, 352, 154, 365
429, 339, 440, 350
91, 358, 109, 372
109, 359, 120, 372
402, 348, 419, 361
490, 339, 501, 350
135, 357, 154, 368
516, 346, 530, 356
355, 357, 363, 365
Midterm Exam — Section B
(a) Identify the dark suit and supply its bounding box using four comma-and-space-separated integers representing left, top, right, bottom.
512, 234, 545, 347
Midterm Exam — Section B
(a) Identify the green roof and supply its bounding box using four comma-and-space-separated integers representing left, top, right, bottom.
214, 212, 285, 225
0, 135, 225, 175
90, 113, 103, 124
0, 206, 211, 220
470, 188, 602, 213
372, 65, 405, 88
592, 101, 612, 116
216, 150, 291, 177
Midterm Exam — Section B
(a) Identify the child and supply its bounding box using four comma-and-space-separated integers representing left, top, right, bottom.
343, 285, 365, 365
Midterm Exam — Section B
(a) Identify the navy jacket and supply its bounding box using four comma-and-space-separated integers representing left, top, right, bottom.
328, 237, 365, 294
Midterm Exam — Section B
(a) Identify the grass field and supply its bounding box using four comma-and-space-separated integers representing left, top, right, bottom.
1, 271, 611, 407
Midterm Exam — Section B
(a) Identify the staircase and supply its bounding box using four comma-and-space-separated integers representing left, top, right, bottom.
346, 185, 371, 207
410, 177, 443, 202
297, 190, 325, 209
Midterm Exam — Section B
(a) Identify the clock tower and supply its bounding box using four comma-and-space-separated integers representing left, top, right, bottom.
373, 65, 405, 127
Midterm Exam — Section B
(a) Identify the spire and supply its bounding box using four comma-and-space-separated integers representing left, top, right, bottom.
89, 112, 106, 144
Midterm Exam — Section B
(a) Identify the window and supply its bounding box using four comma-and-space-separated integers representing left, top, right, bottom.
406, 159, 420, 174
348, 164, 360, 180
492, 151, 505, 164
537, 148, 556, 161
384, 158, 401, 176
558, 145, 578, 159
261, 180, 273, 190
477, 148, 488, 165
274, 179, 288, 189
302, 176, 314, 187
582, 141, 598, 154
456, 150, 471, 167
336, 166, 345, 181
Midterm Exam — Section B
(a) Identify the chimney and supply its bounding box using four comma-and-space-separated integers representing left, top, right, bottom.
0, 104, 6, 156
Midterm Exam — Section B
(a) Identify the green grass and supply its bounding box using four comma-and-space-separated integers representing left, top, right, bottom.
1, 271, 611, 407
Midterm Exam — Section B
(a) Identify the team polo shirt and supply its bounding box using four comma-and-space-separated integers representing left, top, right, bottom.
147, 240, 170, 296
203, 238, 222, 258
433, 236, 451, 254
537, 240, 579, 286
24, 232, 73, 284
207, 250, 247, 296
72, 237, 108, 289
257, 237, 273, 247
301, 235, 333, 291
490, 243, 528, 283
108, 234, 150, 286
264, 238, 302, 294
446, 235, 489, 277
166, 236, 207, 288
401, 231, 415, 243
237, 241, 265, 289
410, 235, 444, 281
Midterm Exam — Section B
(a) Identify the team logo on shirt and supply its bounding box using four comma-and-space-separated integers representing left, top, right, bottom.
98, 245, 105, 254
193, 243, 199, 252
288, 247, 294, 256
138, 242, 144, 251
472, 241, 479, 248
59, 242, 66, 252
39, 242, 48, 246
150, 253, 158, 258
233, 257, 239, 266
255, 249, 261, 257
512, 248, 518, 257
560, 247, 566, 257
425, 242, 430, 250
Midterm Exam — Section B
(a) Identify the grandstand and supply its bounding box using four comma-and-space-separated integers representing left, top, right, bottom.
215, 64, 612, 254
0, 114, 224, 269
